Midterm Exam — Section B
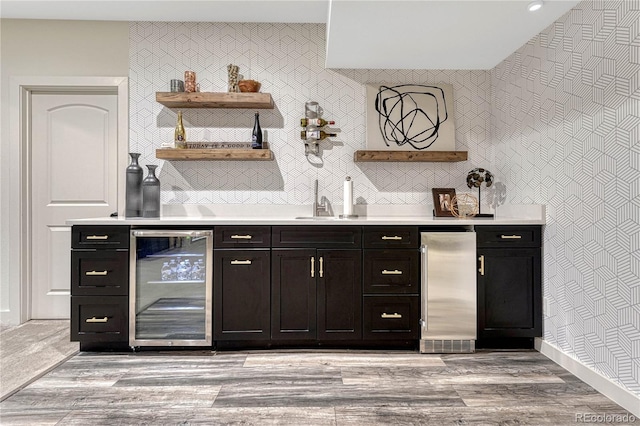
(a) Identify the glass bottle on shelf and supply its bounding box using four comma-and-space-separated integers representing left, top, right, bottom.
252, 112, 263, 149
176, 261, 187, 281
175, 111, 187, 149
161, 262, 171, 281
169, 259, 177, 280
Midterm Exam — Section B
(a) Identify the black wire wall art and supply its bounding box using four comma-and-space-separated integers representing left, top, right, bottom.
366, 83, 456, 151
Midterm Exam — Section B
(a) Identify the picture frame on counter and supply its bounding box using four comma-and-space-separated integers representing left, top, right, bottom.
432, 188, 457, 217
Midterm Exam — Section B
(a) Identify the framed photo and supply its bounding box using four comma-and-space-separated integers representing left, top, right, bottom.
432, 188, 457, 217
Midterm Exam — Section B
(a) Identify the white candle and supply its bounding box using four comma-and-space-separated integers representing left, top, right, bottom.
343, 176, 353, 216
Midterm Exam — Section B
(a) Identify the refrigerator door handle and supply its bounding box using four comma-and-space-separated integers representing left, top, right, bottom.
420, 244, 428, 332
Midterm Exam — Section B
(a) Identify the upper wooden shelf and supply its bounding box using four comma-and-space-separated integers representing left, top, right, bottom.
156, 92, 274, 109
156, 148, 273, 161
354, 150, 468, 162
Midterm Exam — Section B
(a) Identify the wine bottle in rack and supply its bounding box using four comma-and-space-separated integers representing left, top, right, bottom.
300, 129, 338, 141
300, 117, 335, 127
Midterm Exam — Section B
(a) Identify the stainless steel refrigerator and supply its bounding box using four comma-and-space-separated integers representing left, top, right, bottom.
129, 229, 213, 347
420, 229, 477, 353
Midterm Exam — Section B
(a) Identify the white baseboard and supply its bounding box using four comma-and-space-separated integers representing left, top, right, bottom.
536, 338, 640, 417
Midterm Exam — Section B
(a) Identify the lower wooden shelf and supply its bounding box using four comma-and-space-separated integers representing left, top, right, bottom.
354, 150, 468, 162
156, 148, 273, 161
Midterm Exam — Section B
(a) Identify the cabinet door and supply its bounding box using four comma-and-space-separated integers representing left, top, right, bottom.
317, 249, 362, 341
214, 250, 270, 341
477, 248, 541, 338
271, 249, 317, 340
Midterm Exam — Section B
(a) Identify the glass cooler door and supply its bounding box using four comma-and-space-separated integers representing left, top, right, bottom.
130, 230, 213, 347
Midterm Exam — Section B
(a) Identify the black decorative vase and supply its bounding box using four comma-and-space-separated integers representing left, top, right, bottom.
142, 165, 160, 218
125, 153, 143, 218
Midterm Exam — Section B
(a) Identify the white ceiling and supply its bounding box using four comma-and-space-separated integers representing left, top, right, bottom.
1, 0, 580, 70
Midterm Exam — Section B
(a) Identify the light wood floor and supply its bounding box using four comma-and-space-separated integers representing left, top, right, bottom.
1, 347, 635, 425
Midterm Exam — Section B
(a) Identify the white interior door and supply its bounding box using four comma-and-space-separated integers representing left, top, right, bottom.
31, 91, 118, 319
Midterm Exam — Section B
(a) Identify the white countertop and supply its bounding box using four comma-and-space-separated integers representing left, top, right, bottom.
66, 204, 546, 226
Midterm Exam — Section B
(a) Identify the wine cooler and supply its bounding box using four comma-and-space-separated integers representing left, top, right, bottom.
129, 230, 213, 347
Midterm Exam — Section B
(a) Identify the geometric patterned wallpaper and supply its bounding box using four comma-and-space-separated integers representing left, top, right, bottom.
492, 0, 639, 396
129, 22, 492, 209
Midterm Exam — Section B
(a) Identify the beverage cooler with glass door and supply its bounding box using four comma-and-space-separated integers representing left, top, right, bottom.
129, 229, 213, 347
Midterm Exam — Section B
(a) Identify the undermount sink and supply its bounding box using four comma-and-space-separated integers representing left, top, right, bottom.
294, 216, 335, 220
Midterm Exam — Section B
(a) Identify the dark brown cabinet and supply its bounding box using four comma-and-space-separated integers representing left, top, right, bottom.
213, 249, 270, 341
271, 226, 362, 342
476, 226, 542, 347
70, 225, 130, 349
362, 227, 420, 341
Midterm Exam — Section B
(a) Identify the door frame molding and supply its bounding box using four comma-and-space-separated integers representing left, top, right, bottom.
5, 76, 128, 324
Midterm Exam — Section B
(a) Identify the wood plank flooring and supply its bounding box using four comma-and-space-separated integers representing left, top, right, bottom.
0, 320, 78, 400
0, 350, 635, 425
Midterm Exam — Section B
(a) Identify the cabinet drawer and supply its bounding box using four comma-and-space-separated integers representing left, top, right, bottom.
71, 251, 129, 296
363, 227, 419, 249
363, 250, 420, 294
72, 226, 130, 249
215, 226, 270, 248
363, 296, 420, 340
476, 226, 541, 248
272, 226, 361, 249
71, 296, 128, 342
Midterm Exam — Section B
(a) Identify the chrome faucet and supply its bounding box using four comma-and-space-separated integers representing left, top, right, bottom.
313, 179, 328, 217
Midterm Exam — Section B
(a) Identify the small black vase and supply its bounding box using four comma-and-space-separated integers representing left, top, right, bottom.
125, 153, 143, 217
142, 165, 160, 218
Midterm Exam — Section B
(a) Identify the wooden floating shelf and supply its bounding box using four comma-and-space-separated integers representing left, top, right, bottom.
156, 92, 274, 109
354, 150, 468, 162
156, 148, 273, 161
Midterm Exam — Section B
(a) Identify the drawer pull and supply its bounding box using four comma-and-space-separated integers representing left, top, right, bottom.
479, 255, 485, 276
381, 313, 402, 319
85, 270, 108, 276
86, 235, 109, 240
381, 236, 402, 241
311, 257, 315, 278
85, 316, 108, 323
230, 260, 252, 265
381, 269, 402, 275
500, 235, 522, 239
230, 234, 252, 240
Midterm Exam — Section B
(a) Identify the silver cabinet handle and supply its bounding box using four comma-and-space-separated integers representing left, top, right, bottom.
230, 260, 252, 265
381, 269, 402, 275
311, 256, 315, 278
479, 255, 485, 276
501, 235, 522, 239
85, 316, 108, 323
230, 235, 252, 240
86, 235, 109, 240
85, 270, 108, 276
319, 257, 323, 278
381, 313, 402, 319
381, 236, 402, 240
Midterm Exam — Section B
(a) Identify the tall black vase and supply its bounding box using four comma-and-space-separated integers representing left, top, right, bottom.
125, 153, 143, 218
142, 165, 160, 218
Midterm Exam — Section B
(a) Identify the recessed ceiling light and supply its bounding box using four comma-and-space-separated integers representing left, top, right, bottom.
528, 0, 543, 12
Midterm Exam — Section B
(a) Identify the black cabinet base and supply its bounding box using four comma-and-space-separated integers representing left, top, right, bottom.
215, 340, 419, 351
475, 337, 536, 349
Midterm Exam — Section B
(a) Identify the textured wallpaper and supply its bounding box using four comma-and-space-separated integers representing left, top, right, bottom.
492, 0, 639, 395
129, 23, 492, 208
